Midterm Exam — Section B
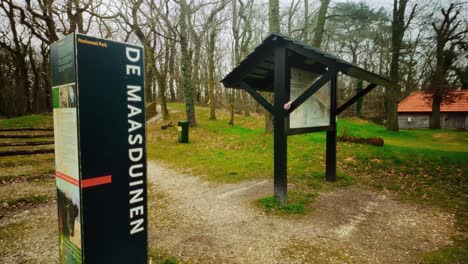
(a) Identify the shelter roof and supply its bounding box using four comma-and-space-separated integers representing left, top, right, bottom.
221, 33, 395, 91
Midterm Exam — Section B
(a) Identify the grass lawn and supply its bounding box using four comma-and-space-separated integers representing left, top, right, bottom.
0, 114, 55, 180
148, 103, 466, 210
148, 102, 467, 262
0, 114, 53, 128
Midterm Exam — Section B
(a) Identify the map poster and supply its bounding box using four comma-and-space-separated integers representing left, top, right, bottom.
289, 67, 331, 128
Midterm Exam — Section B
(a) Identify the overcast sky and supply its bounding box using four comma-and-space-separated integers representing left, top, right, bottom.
332, 0, 393, 9
276, 0, 461, 14
277, 0, 394, 11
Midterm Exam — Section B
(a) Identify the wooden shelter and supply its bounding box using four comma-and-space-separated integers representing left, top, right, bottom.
221, 33, 395, 204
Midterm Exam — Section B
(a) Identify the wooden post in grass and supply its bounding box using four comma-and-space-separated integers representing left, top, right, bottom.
326, 74, 338, 182
273, 45, 289, 205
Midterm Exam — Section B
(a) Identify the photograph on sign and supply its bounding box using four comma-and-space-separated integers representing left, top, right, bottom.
68, 85, 77, 107
289, 67, 330, 128
59, 88, 69, 108
56, 182, 82, 263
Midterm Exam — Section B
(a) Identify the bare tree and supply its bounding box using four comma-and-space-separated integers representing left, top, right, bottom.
426, 2, 468, 129
118, 0, 156, 105
0, 0, 31, 116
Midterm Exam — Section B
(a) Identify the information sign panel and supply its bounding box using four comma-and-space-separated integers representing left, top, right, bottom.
51, 34, 147, 264
289, 67, 331, 128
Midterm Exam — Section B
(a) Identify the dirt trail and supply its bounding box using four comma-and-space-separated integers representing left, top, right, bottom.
0, 161, 457, 263
148, 161, 456, 263
0, 204, 58, 264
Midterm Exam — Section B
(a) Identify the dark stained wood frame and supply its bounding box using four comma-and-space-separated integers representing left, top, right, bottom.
221, 34, 395, 204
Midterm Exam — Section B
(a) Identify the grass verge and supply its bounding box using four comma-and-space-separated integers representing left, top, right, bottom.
149, 248, 181, 264
422, 238, 468, 264
257, 196, 305, 214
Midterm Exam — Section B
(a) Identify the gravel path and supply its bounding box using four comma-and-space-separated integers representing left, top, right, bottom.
0, 161, 457, 263
0, 204, 58, 264
148, 161, 456, 263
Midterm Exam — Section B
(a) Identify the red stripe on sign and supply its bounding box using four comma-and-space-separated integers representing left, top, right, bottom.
55, 171, 79, 186
81, 175, 112, 188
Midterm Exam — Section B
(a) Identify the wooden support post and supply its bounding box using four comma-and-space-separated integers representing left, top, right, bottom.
326, 73, 338, 182
273, 46, 289, 204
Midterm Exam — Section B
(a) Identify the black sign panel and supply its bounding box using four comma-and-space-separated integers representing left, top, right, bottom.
51, 34, 147, 264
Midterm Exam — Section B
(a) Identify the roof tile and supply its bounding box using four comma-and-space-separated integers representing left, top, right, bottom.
398, 90, 468, 112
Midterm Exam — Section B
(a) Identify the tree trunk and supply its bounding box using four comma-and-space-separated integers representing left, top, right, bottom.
311, 0, 330, 48
430, 94, 441, 129
13, 49, 29, 116
40, 45, 52, 111
208, 26, 216, 120
265, 0, 280, 132
269, 0, 280, 32
168, 40, 176, 102
179, 0, 197, 126
228, 91, 235, 125
29, 46, 42, 113
230, 0, 239, 126
302, 0, 309, 40
355, 80, 363, 116
157, 41, 171, 120
241, 92, 250, 116
386, 0, 408, 131
156, 73, 169, 120
191, 42, 201, 103
175, 62, 184, 102
144, 45, 156, 104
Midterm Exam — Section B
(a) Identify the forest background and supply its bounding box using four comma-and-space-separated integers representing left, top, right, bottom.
0, 0, 467, 131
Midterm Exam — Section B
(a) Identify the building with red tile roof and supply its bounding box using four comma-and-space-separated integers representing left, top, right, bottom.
397, 90, 468, 130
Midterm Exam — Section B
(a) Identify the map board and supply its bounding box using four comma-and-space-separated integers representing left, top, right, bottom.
51, 34, 147, 264
289, 67, 331, 128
